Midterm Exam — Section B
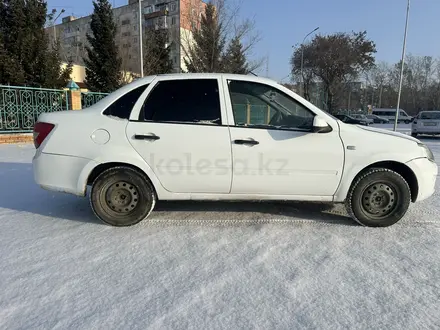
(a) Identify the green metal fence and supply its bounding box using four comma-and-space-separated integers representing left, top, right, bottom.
81, 92, 109, 108
0, 85, 68, 133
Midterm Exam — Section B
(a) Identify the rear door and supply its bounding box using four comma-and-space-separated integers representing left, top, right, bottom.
126, 77, 232, 193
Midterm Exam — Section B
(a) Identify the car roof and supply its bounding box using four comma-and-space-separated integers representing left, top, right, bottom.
133, 73, 278, 86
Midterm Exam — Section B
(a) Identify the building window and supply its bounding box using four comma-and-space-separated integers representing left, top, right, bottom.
170, 2, 177, 12
122, 32, 131, 37
171, 16, 176, 25
155, 3, 165, 11
133, 37, 137, 43
122, 19, 130, 25
145, 6, 153, 14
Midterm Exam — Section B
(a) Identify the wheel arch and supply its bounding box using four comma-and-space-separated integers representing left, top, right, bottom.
85, 162, 159, 199
349, 161, 419, 202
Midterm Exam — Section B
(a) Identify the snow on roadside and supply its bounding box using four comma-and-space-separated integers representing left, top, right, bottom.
0, 141, 439, 329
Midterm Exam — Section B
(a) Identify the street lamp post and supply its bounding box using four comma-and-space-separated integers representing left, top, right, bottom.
394, 0, 410, 131
138, 0, 144, 77
300, 27, 319, 97
52, 8, 65, 45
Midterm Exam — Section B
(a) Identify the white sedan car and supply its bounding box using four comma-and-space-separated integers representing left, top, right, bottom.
411, 110, 440, 137
33, 74, 437, 227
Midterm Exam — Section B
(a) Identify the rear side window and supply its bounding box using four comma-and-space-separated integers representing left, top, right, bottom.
104, 84, 149, 119
141, 79, 221, 125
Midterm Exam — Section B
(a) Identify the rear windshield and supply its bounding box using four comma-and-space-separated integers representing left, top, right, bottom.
420, 112, 440, 120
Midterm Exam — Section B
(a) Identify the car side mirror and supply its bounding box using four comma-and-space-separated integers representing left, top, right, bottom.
312, 116, 332, 133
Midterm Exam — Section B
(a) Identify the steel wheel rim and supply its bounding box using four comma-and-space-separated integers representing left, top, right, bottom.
104, 181, 139, 214
360, 182, 398, 219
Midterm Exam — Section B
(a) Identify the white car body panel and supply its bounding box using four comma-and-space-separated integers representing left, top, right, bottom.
32, 73, 437, 207
126, 122, 233, 193
226, 127, 344, 196
332, 124, 427, 202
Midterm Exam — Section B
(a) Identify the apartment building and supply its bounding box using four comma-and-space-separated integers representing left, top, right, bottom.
46, 0, 206, 75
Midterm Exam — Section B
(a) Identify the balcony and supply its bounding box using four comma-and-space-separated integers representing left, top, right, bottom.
144, 9, 168, 20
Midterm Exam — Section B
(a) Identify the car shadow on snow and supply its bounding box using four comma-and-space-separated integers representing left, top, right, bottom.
0, 162, 356, 227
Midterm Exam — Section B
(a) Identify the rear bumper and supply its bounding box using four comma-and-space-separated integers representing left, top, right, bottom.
412, 126, 440, 134
406, 157, 438, 202
33, 151, 94, 196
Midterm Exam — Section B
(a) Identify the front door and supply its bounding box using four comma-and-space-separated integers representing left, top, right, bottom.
126, 78, 232, 194
224, 79, 344, 197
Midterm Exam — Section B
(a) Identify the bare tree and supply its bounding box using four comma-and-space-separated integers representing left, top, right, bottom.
180, 0, 262, 73
291, 31, 376, 113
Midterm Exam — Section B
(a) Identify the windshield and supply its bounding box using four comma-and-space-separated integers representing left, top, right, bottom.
420, 112, 440, 120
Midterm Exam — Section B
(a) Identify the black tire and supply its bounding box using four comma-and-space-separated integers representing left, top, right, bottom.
345, 168, 411, 227
405, 120, 410, 124
411, 132, 418, 138
90, 166, 156, 226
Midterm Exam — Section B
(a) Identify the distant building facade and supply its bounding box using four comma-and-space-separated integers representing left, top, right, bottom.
46, 0, 206, 76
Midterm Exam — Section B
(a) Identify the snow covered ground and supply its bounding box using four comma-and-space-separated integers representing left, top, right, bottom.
1, 128, 440, 329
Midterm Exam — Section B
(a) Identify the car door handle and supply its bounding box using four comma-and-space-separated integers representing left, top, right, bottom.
134, 134, 160, 141
234, 139, 259, 146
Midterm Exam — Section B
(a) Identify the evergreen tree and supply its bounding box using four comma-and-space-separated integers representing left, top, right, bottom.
222, 36, 248, 74
84, 0, 122, 92
184, 3, 225, 73
143, 28, 173, 75
44, 41, 73, 88
0, 32, 24, 84
0, 0, 66, 87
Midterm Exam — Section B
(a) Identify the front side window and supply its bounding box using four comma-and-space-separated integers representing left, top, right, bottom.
227, 80, 315, 130
141, 79, 221, 125
103, 84, 149, 119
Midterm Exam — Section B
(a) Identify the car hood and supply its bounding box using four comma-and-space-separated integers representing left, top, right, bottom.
357, 125, 419, 143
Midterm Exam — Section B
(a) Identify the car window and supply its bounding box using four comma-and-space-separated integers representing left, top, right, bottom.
103, 84, 149, 119
399, 110, 409, 117
420, 112, 440, 120
141, 79, 221, 125
227, 80, 315, 130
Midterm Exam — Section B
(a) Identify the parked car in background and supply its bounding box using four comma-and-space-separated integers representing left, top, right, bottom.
411, 110, 440, 137
334, 114, 370, 126
350, 114, 374, 125
33, 73, 437, 228
366, 114, 389, 124
372, 108, 412, 124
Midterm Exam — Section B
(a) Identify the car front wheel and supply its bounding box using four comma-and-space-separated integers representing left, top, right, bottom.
345, 168, 411, 227
90, 166, 156, 226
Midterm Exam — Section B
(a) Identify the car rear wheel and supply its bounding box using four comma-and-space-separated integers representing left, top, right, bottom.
411, 132, 418, 137
345, 168, 411, 227
90, 166, 156, 226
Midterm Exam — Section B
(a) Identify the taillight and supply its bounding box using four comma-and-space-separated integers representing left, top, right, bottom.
33, 122, 55, 149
